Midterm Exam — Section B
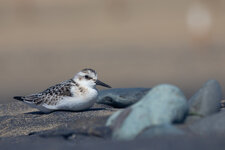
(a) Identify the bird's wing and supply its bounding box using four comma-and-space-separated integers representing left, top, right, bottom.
23, 79, 76, 106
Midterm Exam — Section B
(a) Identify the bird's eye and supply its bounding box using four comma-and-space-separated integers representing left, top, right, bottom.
85, 75, 91, 80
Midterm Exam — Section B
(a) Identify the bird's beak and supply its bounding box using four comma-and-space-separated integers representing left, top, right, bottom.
96, 80, 111, 88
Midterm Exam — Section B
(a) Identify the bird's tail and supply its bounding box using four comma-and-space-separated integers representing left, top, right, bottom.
13, 96, 24, 101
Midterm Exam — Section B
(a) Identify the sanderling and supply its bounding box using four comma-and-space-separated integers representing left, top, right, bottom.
13, 68, 111, 113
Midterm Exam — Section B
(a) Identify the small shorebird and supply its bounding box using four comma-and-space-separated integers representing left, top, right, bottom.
13, 68, 111, 113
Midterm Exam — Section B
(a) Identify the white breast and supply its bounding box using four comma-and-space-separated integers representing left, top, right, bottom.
44, 87, 98, 111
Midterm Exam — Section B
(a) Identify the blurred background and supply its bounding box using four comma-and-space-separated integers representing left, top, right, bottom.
0, 0, 225, 104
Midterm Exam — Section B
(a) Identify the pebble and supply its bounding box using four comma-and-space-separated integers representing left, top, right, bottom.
106, 84, 188, 140
188, 80, 222, 117
97, 88, 150, 108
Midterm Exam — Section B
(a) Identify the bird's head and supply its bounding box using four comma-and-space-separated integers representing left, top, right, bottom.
73, 68, 111, 88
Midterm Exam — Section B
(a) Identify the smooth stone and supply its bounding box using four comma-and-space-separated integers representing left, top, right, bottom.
220, 99, 225, 109
189, 110, 225, 135
221, 108, 225, 111
97, 88, 151, 108
188, 80, 222, 117
137, 124, 185, 138
106, 84, 188, 140
184, 116, 202, 125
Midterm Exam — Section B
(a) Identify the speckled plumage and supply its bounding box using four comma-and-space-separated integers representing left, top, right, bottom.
21, 79, 76, 106
13, 68, 111, 113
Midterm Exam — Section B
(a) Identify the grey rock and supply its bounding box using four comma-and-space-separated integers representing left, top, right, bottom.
189, 110, 225, 135
184, 116, 202, 125
220, 99, 225, 109
106, 84, 188, 140
138, 124, 185, 138
97, 88, 151, 108
188, 80, 222, 117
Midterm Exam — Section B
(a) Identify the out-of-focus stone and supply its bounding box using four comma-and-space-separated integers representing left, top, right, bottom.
188, 80, 222, 117
97, 88, 150, 108
106, 84, 188, 140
